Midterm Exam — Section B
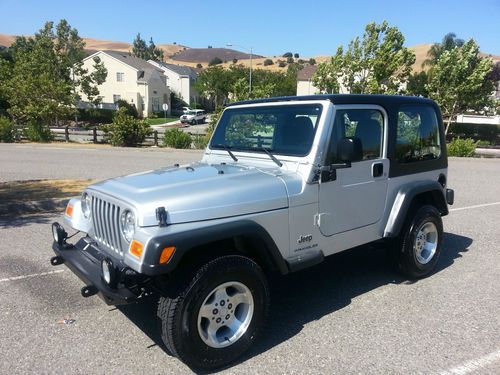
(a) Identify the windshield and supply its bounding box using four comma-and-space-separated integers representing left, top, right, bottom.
210, 104, 322, 156
186, 110, 199, 115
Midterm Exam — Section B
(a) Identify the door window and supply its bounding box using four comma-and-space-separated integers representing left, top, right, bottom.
327, 109, 384, 163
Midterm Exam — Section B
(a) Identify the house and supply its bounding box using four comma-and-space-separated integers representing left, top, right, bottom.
148, 60, 198, 106
296, 65, 320, 96
78, 50, 170, 117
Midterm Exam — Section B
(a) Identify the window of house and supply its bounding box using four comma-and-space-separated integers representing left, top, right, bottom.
396, 105, 441, 163
327, 109, 384, 163
116, 72, 124, 82
113, 94, 121, 103
152, 97, 160, 112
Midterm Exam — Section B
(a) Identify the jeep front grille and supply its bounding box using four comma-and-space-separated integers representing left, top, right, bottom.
91, 195, 123, 256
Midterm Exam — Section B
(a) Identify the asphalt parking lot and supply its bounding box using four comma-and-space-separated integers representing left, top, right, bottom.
0, 143, 499, 374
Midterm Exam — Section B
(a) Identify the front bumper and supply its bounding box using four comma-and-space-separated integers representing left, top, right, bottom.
51, 237, 140, 305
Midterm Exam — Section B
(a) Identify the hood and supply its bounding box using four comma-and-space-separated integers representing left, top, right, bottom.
87, 162, 289, 226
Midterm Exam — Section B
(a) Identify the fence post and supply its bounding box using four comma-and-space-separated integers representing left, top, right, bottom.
154, 130, 158, 146
65, 126, 69, 142
93, 127, 97, 144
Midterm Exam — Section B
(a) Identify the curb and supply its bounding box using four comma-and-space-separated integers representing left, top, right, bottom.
475, 148, 500, 158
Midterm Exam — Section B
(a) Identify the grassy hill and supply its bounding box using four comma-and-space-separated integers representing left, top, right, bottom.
1, 34, 498, 73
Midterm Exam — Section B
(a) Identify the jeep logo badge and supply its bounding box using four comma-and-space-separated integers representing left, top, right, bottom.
297, 234, 313, 244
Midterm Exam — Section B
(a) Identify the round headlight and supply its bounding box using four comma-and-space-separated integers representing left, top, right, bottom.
120, 210, 135, 242
81, 192, 91, 219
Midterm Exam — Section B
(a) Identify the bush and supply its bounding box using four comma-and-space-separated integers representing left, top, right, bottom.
294, 53, 299, 58
104, 107, 152, 147
196, 63, 203, 69
286, 56, 294, 64
209, 57, 223, 66
278, 61, 287, 68
232, 58, 238, 64
163, 128, 192, 149
308, 58, 316, 65
447, 138, 477, 157
282, 52, 292, 58
263, 59, 274, 66
0, 116, 16, 142
115, 99, 138, 118
297, 59, 305, 64
192, 134, 208, 149
77, 108, 115, 124
24, 120, 53, 142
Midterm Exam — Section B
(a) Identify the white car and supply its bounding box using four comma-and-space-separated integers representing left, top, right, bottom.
180, 109, 206, 125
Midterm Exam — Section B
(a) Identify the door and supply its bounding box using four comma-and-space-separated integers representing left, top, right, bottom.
318, 106, 389, 236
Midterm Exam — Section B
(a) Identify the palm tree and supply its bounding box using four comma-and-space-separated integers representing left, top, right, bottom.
422, 33, 465, 68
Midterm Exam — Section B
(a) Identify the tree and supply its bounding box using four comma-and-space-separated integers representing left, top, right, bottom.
423, 32, 464, 68
407, 71, 429, 97
312, 49, 343, 93
308, 58, 316, 65
294, 53, 299, 58
282, 52, 293, 58
286, 56, 294, 64
208, 57, 223, 66
131, 33, 164, 61
312, 21, 415, 95
0, 20, 107, 131
263, 59, 274, 66
426, 39, 494, 134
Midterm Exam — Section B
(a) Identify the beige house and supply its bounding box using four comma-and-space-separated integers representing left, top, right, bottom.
148, 60, 198, 106
79, 51, 170, 117
296, 65, 320, 96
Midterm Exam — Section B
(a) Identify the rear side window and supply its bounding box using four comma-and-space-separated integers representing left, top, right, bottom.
396, 106, 441, 163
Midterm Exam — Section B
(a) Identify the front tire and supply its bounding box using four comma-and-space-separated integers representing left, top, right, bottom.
157, 255, 270, 371
392, 205, 443, 278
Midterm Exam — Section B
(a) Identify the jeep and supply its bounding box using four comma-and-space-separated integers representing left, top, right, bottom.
50, 94, 454, 370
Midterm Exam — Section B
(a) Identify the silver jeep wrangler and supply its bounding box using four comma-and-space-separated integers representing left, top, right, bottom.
50, 94, 454, 370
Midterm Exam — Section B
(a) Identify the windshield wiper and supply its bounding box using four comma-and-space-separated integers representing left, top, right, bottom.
212, 144, 238, 162
258, 147, 283, 167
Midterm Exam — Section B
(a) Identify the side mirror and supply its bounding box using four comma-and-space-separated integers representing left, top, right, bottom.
338, 137, 363, 162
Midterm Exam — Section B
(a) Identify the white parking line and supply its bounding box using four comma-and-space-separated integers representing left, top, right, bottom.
0, 269, 65, 283
440, 348, 500, 374
450, 202, 500, 212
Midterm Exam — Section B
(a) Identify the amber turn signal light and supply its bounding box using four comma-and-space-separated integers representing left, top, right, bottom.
159, 246, 176, 264
65, 204, 74, 217
129, 240, 143, 258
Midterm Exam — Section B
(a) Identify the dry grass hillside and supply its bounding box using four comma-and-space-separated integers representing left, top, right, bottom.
1, 33, 498, 74
0, 33, 186, 58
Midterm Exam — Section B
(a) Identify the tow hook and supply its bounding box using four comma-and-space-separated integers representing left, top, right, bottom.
50, 256, 65, 266
81, 285, 98, 298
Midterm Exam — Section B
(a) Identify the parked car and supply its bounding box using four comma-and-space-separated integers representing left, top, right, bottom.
182, 106, 191, 114
180, 109, 206, 125
50, 94, 454, 371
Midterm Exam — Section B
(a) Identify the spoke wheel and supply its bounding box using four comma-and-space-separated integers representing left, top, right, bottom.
197, 281, 254, 348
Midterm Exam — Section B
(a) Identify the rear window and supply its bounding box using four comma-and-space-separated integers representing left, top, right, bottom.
396, 105, 441, 163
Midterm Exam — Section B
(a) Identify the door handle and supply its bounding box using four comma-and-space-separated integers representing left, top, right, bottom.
372, 162, 383, 177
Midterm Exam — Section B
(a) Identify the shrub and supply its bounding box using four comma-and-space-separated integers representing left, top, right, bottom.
0, 116, 16, 142
192, 134, 208, 149
308, 58, 316, 65
297, 59, 305, 64
115, 99, 138, 118
263, 59, 274, 66
104, 107, 152, 147
232, 58, 238, 64
447, 138, 477, 157
77, 108, 115, 124
294, 53, 299, 58
163, 128, 192, 149
286, 56, 294, 64
209, 57, 223, 66
24, 120, 53, 142
278, 61, 287, 68
282, 52, 292, 58
196, 63, 203, 69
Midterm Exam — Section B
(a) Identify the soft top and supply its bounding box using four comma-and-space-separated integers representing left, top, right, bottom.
227, 94, 437, 107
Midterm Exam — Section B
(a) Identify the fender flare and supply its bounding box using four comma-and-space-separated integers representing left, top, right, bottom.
140, 220, 290, 276
383, 180, 448, 238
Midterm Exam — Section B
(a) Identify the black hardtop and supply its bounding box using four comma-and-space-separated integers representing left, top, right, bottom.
228, 94, 437, 108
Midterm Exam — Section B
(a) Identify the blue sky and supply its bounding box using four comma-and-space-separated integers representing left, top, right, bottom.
1, 0, 499, 56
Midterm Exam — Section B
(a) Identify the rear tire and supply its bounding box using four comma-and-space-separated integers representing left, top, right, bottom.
392, 204, 443, 278
157, 255, 269, 371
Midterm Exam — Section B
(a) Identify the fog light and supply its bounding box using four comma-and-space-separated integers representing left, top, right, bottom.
101, 259, 115, 285
51, 222, 67, 246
